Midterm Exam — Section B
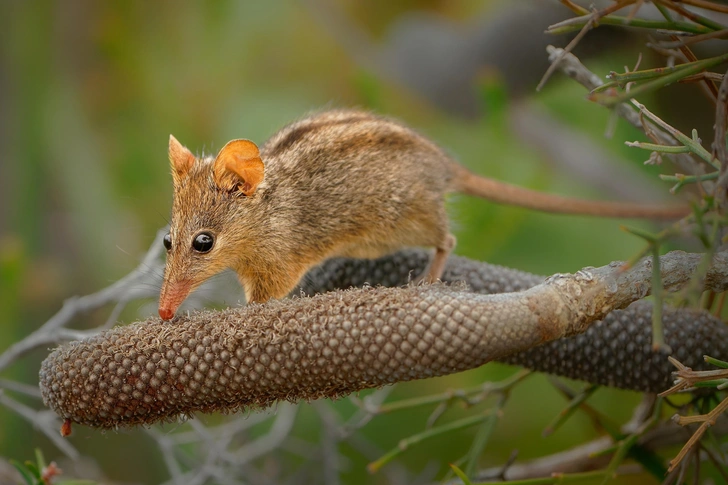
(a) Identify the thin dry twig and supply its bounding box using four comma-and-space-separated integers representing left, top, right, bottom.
700, 441, 728, 483
537, 6, 599, 91
658, 355, 728, 473
678, 0, 728, 14
657, 0, 726, 31
680, 71, 725, 84
652, 29, 728, 48
671, 35, 720, 100
667, 396, 728, 472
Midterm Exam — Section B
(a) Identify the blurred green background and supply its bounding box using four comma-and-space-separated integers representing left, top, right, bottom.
0, 1, 708, 483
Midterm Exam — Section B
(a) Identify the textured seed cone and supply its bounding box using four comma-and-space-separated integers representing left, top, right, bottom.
503, 301, 728, 392
40, 285, 546, 429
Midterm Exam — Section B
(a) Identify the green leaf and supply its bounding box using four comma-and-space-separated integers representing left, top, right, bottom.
449, 464, 474, 485
23, 461, 40, 480
10, 460, 38, 485
34, 448, 46, 471
705, 355, 728, 369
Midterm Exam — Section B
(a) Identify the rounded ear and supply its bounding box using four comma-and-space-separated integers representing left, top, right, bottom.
213, 139, 264, 196
169, 135, 195, 184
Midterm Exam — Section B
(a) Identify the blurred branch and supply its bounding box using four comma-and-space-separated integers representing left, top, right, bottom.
445, 414, 728, 483
0, 391, 78, 460
509, 103, 676, 202
303, 0, 573, 116
651, 29, 728, 48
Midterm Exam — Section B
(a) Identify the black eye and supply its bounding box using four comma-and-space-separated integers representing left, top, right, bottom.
163, 233, 172, 251
192, 232, 214, 253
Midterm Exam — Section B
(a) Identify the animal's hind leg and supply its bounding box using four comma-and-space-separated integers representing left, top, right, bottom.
416, 233, 456, 284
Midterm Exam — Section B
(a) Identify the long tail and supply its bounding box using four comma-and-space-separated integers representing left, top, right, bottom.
450, 165, 689, 220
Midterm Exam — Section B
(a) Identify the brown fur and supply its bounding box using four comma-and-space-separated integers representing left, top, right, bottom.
159, 109, 686, 320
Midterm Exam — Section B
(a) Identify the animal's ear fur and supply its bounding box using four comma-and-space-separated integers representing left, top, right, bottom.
168, 135, 195, 185
213, 139, 264, 196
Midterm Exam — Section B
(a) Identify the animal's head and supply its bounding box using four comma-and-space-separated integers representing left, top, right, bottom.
158, 135, 265, 320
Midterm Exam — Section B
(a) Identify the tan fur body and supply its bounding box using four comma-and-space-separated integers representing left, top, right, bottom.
159, 109, 686, 320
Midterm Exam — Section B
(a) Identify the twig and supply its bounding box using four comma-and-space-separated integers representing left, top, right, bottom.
631, 99, 719, 168
650, 29, 728, 48
657, 0, 727, 32
542, 383, 600, 437
230, 404, 298, 464
537, 6, 599, 91
671, 34, 720, 100
667, 395, 728, 472
679, 0, 728, 14
548, 12, 713, 36
0, 378, 42, 398
700, 441, 728, 482
591, 53, 728, 107
463, 394, 506, 477
313, 402, 342, 485
444, 412, 728, 484
368, 412, 496, 473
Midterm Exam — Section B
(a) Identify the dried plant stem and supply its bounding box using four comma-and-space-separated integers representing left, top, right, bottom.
667, 396, 728, 472
679, 0, 728, 14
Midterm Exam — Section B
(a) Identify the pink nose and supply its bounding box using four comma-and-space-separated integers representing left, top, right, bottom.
159, 307, 175, 320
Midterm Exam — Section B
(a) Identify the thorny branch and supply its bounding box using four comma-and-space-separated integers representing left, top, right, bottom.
546, 45, 706, 180
545, 2, 728, 479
